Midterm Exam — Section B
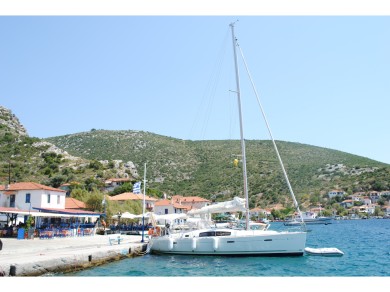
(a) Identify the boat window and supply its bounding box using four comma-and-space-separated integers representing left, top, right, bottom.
198, 231, 231, 237
216, 231, 231, 236
199, 231, 216, 237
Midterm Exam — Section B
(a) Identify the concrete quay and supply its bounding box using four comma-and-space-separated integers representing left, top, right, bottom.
0, 234, 148, 276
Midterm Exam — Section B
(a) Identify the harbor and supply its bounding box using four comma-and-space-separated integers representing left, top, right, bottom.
0, 234, 148, 276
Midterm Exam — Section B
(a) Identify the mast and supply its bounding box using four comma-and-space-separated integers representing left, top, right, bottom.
230, 22, 250, 231
141, 163, 147, 243
235, 29, 306, 230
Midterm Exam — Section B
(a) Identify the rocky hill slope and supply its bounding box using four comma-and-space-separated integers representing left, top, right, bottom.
1, 105, 390, 208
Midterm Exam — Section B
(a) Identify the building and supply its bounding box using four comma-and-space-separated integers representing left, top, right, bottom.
104, 178, 131, 192
328, 190, 346, 199
362, 196, 372, 205
340, 199, 354, 208
108, 192, 158, 212
154, 199, 191, 215
171, 195, 211, 210
153, 196, 210, 216
382, 206, 390, 217
369, 191, 381, 204
0, 182, 100, 228
65, 197, 87, 209
249, 207, 270, 219
0, 182, 67, 211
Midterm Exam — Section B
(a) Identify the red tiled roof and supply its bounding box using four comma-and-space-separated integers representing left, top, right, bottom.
154, 199, 171, 206
0, 182, 65, 193
108, 192, 158, 201
173, 203, 191, 210
172, 195, 211, 203
65, 197, 86, 209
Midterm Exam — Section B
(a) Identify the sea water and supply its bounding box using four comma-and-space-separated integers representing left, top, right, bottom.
61, 219, 389, 277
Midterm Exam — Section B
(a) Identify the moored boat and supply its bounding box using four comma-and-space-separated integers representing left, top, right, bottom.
147, 23, 307, 256
284, 211, 332, 226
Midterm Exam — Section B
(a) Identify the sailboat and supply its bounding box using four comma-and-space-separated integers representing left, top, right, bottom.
148, 23, 307, 256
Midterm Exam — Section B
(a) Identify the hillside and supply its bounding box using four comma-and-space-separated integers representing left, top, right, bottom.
0, 107, 137, 189
2, 105, 390, 209
44, 129, 390, 208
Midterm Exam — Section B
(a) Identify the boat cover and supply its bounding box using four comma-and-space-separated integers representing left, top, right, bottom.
187, 197, 246, 215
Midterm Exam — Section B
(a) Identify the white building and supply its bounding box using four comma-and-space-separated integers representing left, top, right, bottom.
0, 182, 100, 227
0, 182, 66, 209
153, 199, 190, 216
328, 190, 346, 199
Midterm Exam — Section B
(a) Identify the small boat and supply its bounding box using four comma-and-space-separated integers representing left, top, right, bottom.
304, 247, 344, 256
284, 211, 332, 226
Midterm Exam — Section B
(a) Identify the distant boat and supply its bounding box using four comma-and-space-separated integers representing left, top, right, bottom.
284, 211, 332, 226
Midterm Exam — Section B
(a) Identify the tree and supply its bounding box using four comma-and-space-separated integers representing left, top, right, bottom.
71, 188, 89, 202
49, 175, 67, 188
84, 177, 103, 192
110, 182, 133, 195
85, 189, 105, 212
89, 160, 103, 171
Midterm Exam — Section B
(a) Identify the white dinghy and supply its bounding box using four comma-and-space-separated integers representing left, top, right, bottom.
304, 247, 344, 256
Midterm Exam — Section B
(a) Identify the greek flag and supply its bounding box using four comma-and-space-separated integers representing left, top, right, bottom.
133, 182, 141, 194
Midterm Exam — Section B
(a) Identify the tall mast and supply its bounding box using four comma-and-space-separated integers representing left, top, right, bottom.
141, 163, 147, 243
230, 22, 250, 230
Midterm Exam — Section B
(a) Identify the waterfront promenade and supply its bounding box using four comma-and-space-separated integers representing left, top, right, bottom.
0, 234, 148, 276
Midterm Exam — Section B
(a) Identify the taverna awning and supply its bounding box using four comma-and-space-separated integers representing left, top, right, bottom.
0, 207, 101, 218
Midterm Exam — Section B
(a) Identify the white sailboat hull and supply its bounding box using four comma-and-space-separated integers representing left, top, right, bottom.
149, 229, 306, 256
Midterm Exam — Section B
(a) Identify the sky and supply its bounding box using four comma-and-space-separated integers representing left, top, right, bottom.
1, 1, 390, 165
1, 1, 388, 289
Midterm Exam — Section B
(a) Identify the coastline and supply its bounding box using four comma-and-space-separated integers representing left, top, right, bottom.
0, 234, 148, 276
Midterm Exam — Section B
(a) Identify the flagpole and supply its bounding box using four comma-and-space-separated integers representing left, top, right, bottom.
141, 163, 146, 243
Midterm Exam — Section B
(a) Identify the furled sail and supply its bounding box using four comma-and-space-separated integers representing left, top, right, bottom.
187, 196, 246, 215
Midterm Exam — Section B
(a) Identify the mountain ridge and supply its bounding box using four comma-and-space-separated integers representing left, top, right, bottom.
44, 129, 390, 208
1, 105, 390, 209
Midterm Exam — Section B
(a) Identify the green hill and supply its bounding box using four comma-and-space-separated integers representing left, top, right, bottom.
2, 105, 390, 209
45, 129, 390, 208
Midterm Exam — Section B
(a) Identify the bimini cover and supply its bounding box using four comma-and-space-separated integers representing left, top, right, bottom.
187, 197, 246, 215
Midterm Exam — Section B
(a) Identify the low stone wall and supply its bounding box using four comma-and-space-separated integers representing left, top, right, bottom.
0, 236, 148, 277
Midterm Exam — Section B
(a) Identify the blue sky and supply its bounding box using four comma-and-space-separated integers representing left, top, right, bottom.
1, 3, 390, 165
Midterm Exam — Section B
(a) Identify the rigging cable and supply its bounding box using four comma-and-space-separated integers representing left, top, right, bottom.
236, 42, 306, 231
188, 29, 230, 140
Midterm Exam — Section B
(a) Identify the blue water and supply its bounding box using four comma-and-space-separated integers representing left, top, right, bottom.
62, 219, 390, 277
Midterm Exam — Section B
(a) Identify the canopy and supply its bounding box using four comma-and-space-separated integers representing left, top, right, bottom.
152, 213, 187, 222
112, 212, 137, 219
0, 209, 97, 218
187, 197, 246, 215
111, 212, 151, 219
